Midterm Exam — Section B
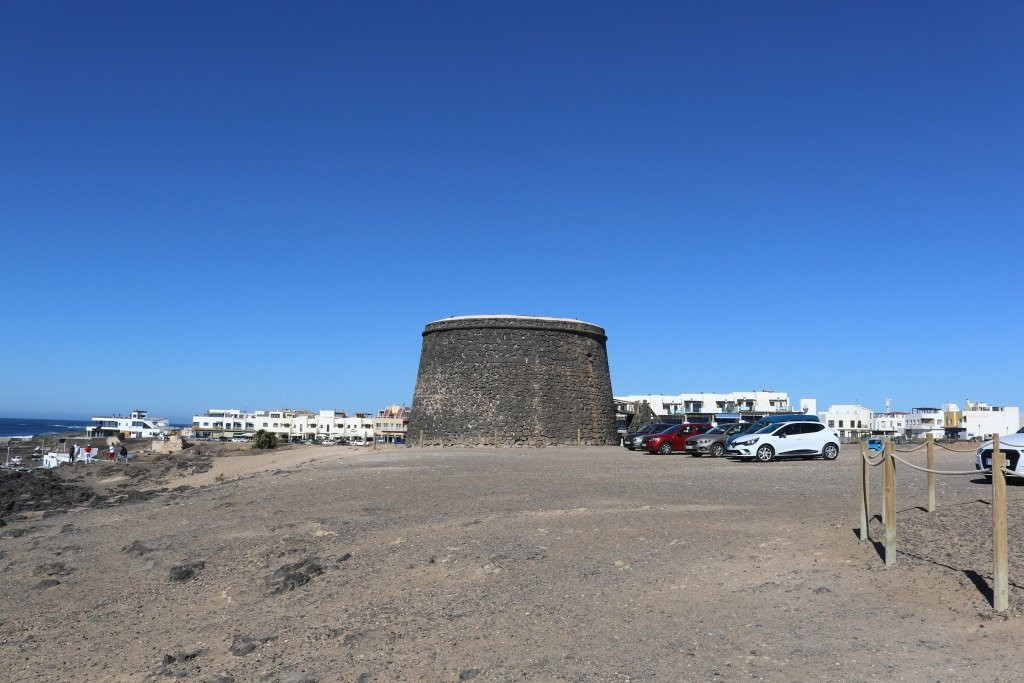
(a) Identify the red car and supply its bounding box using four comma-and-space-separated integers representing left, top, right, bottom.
646, 423, 712, 454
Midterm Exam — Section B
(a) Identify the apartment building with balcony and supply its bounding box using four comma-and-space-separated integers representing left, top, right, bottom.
192, 408, 376, 442
905, 407, 946, 440
614, 390, 813, 425
870, 411, 908, 438
338, 413, 375, 443
943, 401, 1021, 440
373, 405, 409, 443
87, 409, 170, 439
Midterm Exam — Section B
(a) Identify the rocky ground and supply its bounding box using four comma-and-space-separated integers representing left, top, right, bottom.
1, 442, 1022, 681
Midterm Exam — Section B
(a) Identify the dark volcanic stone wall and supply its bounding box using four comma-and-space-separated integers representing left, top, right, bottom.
409, 316, 618, 446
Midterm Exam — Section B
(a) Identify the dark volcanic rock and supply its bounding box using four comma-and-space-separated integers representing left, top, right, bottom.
0, 470, 96, 518
122, 540, 158, 558
32, 561, 74, 577
158, 649, 205, 677
267, 557, 324, 594
229, 633, 277, 656
168, 560, 205, 582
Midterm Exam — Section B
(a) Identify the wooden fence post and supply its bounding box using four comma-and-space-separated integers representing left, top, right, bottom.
992, 434, 1009, 612
927, 433, 936, 512
883, 438, 896, 567
419, 429, 424, 449
859, 442, 870, 541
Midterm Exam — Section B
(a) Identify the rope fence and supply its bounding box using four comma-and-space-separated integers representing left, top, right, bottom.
934, 441, 982, 452
861, 450, 886, 467
893, 442, 928, 453
859, 432, 1010, 612
890, 454, 987, 476
894, 440, 978, 453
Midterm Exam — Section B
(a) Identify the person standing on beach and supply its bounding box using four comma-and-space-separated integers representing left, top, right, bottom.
74, 443, 82, 461
119, 444, 128, 462
83, 445, 92, 462
68, 443, 75, 464
108, 444, 116, 461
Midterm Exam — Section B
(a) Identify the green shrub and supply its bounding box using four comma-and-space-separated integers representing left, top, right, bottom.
252, 430, 278, 449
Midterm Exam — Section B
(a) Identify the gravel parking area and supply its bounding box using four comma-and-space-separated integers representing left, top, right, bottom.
1, 443, 1021, 681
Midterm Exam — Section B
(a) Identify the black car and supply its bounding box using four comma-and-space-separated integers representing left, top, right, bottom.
623, 423, 674, 450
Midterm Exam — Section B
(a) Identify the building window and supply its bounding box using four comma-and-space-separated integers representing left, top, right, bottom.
839, 420, 844, 428
828, 420, 834, 427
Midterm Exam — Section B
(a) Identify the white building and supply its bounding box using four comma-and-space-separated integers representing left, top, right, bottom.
615, 390, 811, 422
373, 405, 409, 444
339, 414, 375, 443
943, 402, 1020, 440
819, 404, 872, 440
905, 407, 946, 440
870, 412, 908, 438
87, 410, 170, 439
192, 408, 375, 443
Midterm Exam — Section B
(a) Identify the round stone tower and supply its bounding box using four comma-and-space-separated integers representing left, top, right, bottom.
408, 315, 618, 446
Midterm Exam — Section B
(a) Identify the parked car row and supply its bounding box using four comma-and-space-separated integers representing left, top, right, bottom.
622, 414, 841, 462
646, 423, 712, 454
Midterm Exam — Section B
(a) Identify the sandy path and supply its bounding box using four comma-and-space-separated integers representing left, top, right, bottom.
160, 444, 402, 489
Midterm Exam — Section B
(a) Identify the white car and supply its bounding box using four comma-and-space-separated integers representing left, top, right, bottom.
727, 421, 841, 462
975, 430, 1024, 474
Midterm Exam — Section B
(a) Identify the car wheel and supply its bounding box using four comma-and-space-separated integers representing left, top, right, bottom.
821, 443, 840, 460
711, 443, 725, 457
755, 444, 775, 462
659, 442, 673, 455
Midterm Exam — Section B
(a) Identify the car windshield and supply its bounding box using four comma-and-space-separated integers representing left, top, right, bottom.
742, 420, 768, 434
706, 427, 726, 435
756, 423, 781, 434
637, 423, 664, 434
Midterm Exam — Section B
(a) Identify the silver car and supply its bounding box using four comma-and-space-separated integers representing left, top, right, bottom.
684, 423, 750, 457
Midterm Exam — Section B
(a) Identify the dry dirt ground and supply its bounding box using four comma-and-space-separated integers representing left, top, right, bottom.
1, 443, 1022, 681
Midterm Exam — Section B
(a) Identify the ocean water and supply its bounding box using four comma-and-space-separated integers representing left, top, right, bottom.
0, 417, 94, 438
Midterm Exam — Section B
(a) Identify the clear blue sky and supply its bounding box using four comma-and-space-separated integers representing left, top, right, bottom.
1, 1, 1021, 423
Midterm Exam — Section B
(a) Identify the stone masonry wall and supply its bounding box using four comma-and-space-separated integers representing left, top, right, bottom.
408, 316, 618, 446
